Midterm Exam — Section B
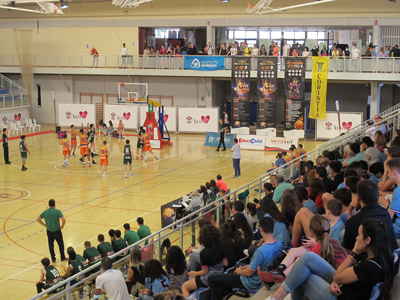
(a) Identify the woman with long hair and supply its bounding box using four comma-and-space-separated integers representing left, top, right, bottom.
186, 217, 212, 272
233, 212, 253, 246
219, 223, 237, 268
261, 199, 290, 245
165, 246, 189, 287
294, 185, 317, 214
375, 130, 387, 152
225, 219, 247, 261
280, 189, 303, 226
125, 249, 145, 295
263, 215, 347, 284
307, 177, 326, 212
246, 202, 257, 224
265, 218, 394, 300
140, 259, 171, 300
209, 179, 219, 194
181, 225, 228, 298
307, 169, 316, 185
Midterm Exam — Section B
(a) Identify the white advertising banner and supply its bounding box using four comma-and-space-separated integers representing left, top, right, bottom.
104, 104, 138, 130
58, 104, 95, 127
0, 107, 29, 125
178, 107, 219, 133
237, 135, 266, 150
265, 137, 299, 151
140, 106, 177, 132
231, 127, 250, 135
284, 129, 305, 139
256, 128, 277, 137
150, 139, 161, 149
316, 112, 363, 140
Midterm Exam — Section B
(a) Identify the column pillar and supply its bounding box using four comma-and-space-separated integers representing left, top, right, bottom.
373, 24, 381, 49
207, 25, 214, 50
370, 81, 380, 118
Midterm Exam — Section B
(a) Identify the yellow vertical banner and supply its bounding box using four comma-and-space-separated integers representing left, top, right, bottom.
310, 57, 329, 119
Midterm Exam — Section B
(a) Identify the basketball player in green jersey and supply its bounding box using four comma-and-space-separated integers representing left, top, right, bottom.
124, 139, 134, 178
63, 249, 86, 286
88, 123, 98, 156
20, 135, 30, 171
136, 126, 144, 160
36, 258, 65, 294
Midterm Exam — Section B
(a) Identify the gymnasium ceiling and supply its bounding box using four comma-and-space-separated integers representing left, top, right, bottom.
0, 0, 399, 20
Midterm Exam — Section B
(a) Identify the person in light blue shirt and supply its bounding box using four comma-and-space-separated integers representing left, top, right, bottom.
230, 138, 241, 178
275, 153, 286, 168
326, 199, 346, 243
294, 186, 318, 214
272, 175, 294, 205
386, 158, 400, 234
141, 259, 171, 300
208, 217, 283, 299
342, 143, 367, 167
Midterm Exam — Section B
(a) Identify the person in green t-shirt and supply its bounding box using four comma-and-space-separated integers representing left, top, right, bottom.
113, 230, 128, 261
137, 217, 152, 245
83, 241, 102, 273
97, 234, 115, 262
36, 258, 65, 294
19, 135, 30, 171
36, 199, 67, 262
123, 223, 140, 247
108, 229, 116, 244
123, 139, 134, 178
66, 246, 88, 268
63, 250, 86, 286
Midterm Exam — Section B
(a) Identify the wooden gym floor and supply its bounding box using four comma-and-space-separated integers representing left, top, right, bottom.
0, 125, 323, 299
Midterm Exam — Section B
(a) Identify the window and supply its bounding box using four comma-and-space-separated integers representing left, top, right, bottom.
307, 31, 318, 39
247, 40, 257, 47
295, 31, 305, 39
271, 31, 282, 40
155, 29, 165, 38
284, 31, 294, 39
259, 30, 270, 39
318, 32, 326, 39
228, 31, 234, 39
246, 31, 258, 39
235, 30, 245, 39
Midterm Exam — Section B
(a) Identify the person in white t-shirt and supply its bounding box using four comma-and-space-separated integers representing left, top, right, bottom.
252, 44, 259, 57
229, 46, 237, 56
120, 43, 128, 69
206, 41, 214, 55
350, 44, 361, 72
282, 41, 290, 57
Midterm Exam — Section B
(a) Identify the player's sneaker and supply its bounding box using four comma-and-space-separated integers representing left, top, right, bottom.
136, 156, 139, 160
93, 152, 99, 156
21, 166, 27, 171
141, 155, 144, 160
103, 174, 107, 178
144, 156, 148, 162
154, 155, 158, 160
97, 171, 100, 176
65, 161, 68, 166
79, 158, 82, 162
88, 163, 91, 167
125, 173, 127, 178
129, 172, 133, 177
82, 163, 85, 167
92, 160, 97, 165
72, 153, 77, 157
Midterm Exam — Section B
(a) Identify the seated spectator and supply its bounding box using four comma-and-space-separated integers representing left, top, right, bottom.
263, 215, 346, 284
357, 169, 370, 180
117, 120, 124, 137
272, 175, 294, 205
361, 136, 380, 164
219, 223, 238, 269
294, 186, 317, 214
290, 161, 305, 185
326, 199, 345, 242
342, 180, 398, 251
345, 176, 361, 218
266, 219, 394, 300
109, 229, 116, 244
359, 160, 369, 171
337, 168, 358, 189
112, 230, 128, 261
97, 234, 115, 260
302, 160, 314, 188
36, 258, 64, 294
269, 174, 277, 189
233, 212, 254, 246
332, 188, 353, 223
298, 144, 306, 155
83, 241, 102, 272
261, 198, 290, 245
246, 202, 257, 224
342, 144, 354, 165
378, 146, 400, 193
176, 191, 203, 220
181, 225, 228, 298
125, 249, 145, 296
342, 143, 367, 167
62, 249, 86, 286
106, 121, 114, 137
208, 217, 283, 300
386, 158, 400, 235
140, 259, 171, 299
231, 201, 253, 229
369, 162, 384, 184
332, 149, 342, 162
271, 152, 286, 169
226, 219, 247, 262
216, 174, 228, 192
137, 217, 152, 245
291, 206, 315, 247
374, 130, 387, 152
124, 223, 140, 247
165, 246, 189, 286
307, 177, 326, 212
315, 166, 337, 193
199, 185, 212, 207
329, 161, 344, 187
209, 179, 219, 194
254, 182, 274, 218
185, 218, 212, 271
281, 189, 303, 227
66, 246, 87, 268
322, 151, 335, 179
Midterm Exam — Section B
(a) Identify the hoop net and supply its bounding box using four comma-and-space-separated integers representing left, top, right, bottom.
246, 2, 254, 13
118, 83, 148, 104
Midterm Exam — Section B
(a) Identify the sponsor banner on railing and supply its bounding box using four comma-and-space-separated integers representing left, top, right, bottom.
104, 104, 138, 129
204, 132, 234, 148
0, 107, 29, 125
265, 136, 299, 151
310, 57, 329, 119
237, 134, 266, 150
178, 107, 218, 133
58, 104, 95, 127
284, 57, 305, 139
231, 127, 250, 135
316, 112, 363, 140
232, 57, 251, 132
184, 56, 225, 71
256, 128, 277, 137
257, 56, 278, 130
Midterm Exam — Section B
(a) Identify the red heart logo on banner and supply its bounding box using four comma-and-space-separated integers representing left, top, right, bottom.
164, 114, 169, 123
123, 112, 131, 120
79, 111, 88, 119
342, 121, 352, 130
201, 115, 210, 124
14, 113, 21, 121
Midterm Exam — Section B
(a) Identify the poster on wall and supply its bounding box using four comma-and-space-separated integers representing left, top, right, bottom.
316, 112, 363, 140
231, 57, 251, 131
178, 107, 218, 133
257, 56, 278, 136
284, 57, 306, 139
104, 104, 138, 130
1, 107, 29, 125
58, 104, 95, 127
140, 106, 177, 132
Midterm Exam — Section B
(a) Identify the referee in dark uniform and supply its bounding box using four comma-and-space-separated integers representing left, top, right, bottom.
2, 127, 11, 164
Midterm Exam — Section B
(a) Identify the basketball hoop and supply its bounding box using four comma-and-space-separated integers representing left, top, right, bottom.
125, 98, 135, 106
246, 2, 254, 13
53, 3, 61, 13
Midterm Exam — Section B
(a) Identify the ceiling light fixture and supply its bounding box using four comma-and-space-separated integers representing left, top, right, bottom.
222, 0, 230, 2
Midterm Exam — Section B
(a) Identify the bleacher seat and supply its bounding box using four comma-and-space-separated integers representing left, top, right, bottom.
394, 247, 400, 275
186, 287, 209, 300
369, 282, 383, 300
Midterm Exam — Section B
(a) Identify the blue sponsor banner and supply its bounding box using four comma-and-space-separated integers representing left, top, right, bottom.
184, 56, 225, 71
204, 132, 234, 148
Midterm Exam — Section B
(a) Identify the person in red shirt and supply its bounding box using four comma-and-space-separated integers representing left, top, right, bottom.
216, 174, 228, 192
273, 42, 280, 56
90, 47, 99, 68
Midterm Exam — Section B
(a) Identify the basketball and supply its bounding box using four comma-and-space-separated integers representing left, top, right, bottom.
120, 83, 124, 87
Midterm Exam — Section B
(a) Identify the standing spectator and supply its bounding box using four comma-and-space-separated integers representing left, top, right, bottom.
137, 217, 151, 245
206, 41, 214, 55
371, 46, 377, 72
220, 43, 228, 56
90, 47, 99, 68
229, 43, 237, 56
175, 45, 183, 69
331, 47, 340, 71
329, 43, 337, 56
351, 44, 361, 72
320, 45, 328, 56
292, 48, 299, 57
282, 41, 290, 58
2, 126, 10, 164
243, 43, 252, 56
268, 41, 275, 56
159, 45, 167, 69
311, 45, 319, 56
216, 119, 226, 151
378, 47, 386, 73
216, 174, 228, 192
187, 43, 197, 55
228, 43, 233, 52
390, 45, 400, 73
93, 257, 131, 300
223, 110, 229, 126
230, 138, 241, 179
121, 43, 128, 69
252, 44, 259, 57
272, 42, 280, 56
344, 46, 350, 57
239, 42, 245, 55
259, 44, 267, 56
143, 46, 150, 68
36, 199, 66, 262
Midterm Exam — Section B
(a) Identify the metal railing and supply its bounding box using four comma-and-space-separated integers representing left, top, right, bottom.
1, 54, 400, 73
0, 74, 29, 108
28, 106, 400, 300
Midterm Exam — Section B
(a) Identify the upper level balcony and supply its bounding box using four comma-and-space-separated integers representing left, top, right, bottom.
1, 54, 399, 82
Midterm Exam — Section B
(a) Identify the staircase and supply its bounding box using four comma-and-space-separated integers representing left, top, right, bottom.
0, 74, 29, 109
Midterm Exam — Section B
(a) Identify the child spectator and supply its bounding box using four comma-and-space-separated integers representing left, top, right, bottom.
326, 199, 345, 242
165, 246, 190, 286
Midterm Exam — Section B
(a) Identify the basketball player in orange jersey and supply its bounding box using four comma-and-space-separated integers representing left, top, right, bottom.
142, 130, 158, 162
70, 125, 77, 157
98, 140, 109, 177
78, 123, 91, 167
61, 132, 70, 167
